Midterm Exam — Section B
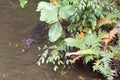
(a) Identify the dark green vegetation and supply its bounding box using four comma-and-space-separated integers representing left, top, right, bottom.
19, 0, 120, 80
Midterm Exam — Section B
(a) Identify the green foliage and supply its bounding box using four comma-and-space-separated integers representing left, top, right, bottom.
65, 37, 86, 50
19, 0, 28, 8
59, 5, 76, 19
19, 0, 120, 80
106, 12, 120, 20
93, 52, 114, 80
65, 33, 101, 50
37, 49, 49, 65
49, 22, 63, 42
36, 2, 58, 23
109, 41, 120, 60
84, 55, 94, 64
37, 46, 65, 71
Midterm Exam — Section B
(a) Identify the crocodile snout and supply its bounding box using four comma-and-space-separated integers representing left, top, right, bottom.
22, 38, 35, 52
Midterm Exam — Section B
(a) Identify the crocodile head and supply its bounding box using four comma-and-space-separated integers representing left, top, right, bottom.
22, 38, 35, 52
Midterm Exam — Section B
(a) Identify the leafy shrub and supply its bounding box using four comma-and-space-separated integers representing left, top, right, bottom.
19, 0, 120, 80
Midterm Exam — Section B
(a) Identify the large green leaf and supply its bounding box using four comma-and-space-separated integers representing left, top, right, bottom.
49, 22, 63, 42
36, 1, 56, 11
36, 1, 58, 24
40, 9, 58, 24
59, 5, 76, 19
64, 38, 86, 50
19, 0, 28, 8
64, 38, 77, 46
61, 0, 69, 6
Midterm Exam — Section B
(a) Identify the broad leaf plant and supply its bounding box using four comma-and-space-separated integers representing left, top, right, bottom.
19, 0, 120, 80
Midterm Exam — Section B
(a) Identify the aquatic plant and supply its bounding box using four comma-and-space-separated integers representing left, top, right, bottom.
19, 0, 120, 80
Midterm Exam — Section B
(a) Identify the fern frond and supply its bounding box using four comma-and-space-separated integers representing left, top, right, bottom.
93, 52, 114, 80
98, 18, 117, 27
84, 55, 94, 64
106, 12, 120, 20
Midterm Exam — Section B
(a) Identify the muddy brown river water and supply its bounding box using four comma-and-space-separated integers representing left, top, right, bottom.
0, 0, 120, 80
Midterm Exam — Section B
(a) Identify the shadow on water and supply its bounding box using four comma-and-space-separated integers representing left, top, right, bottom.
0, 0, 119, 80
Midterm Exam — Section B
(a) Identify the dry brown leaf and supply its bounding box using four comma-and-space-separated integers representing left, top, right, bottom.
50, 0, 58, 5
102, 34, 112, 44
98, 18, 117, 27
78, 76, 85, 80
110, 28, 118, 36
60, 70, 68, 75
102, 28, 118, 44
79, 32, 85, 39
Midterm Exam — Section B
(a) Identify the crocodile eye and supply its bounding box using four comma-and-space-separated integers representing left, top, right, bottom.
25, 38, 34, 46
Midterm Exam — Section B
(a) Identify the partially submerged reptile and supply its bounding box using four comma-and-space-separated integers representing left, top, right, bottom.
22, 21, 48, 52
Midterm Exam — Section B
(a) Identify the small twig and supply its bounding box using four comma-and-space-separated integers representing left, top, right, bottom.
71, 55, 83, 63
66, 51, 81, 56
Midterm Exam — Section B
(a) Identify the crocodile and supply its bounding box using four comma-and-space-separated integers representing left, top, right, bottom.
22, 21, 48, 52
